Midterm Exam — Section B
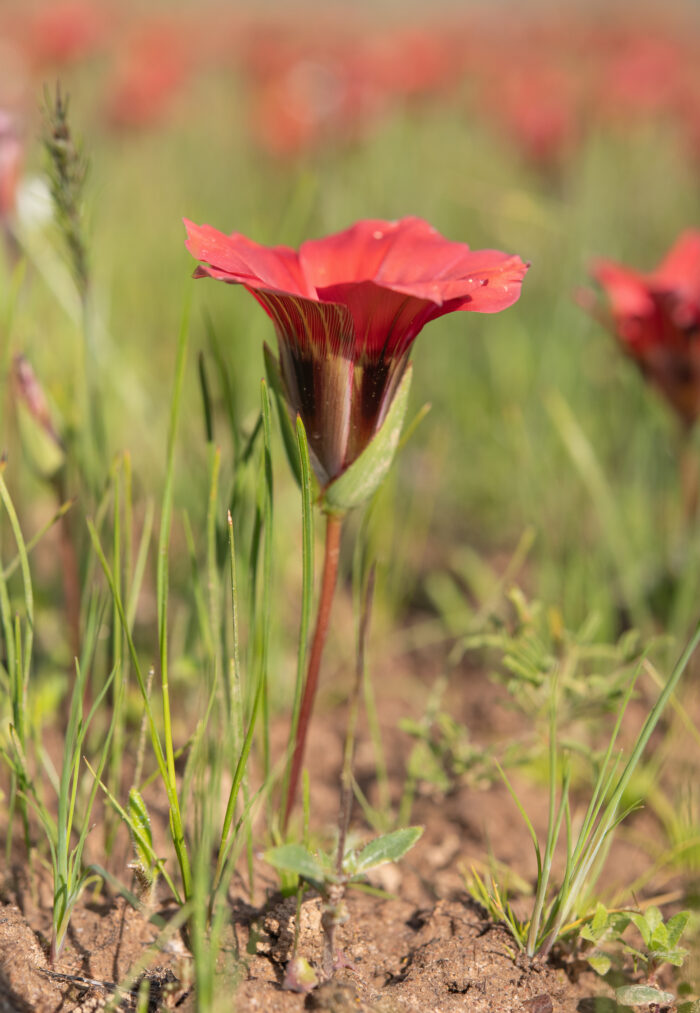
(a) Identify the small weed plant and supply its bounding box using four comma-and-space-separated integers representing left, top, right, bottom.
581, 902, 692, 1008
466, 589, 700, 963
265, 826, 422, 979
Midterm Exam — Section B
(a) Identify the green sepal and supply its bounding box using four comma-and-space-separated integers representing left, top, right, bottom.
263, 344, 302, 487
323, 365, 413, 514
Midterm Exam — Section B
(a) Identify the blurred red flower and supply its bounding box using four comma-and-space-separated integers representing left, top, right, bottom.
476, 53, 581, 172
240, 21, 380, 159
597, 32, 687, 123
24, 1, 108, 68
590, 231, 700, 427
104, 17, 191, 129
354, 26, 459, 103
250, 55, 373, 159
185, 216, 528, 483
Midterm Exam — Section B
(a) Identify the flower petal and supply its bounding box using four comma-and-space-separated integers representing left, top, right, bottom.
313, 281, 437, 358
300, 216, 528, 310
183, 218, 311, 296
652, 229, 700, 305
278, 340, 353, 484
591, 259, 655, 318
427, 253, 531, 312
250, 289, 355, 359
298, 217, 433, 289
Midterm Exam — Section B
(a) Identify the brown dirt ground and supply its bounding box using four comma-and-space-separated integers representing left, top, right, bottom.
1, 631, 698, 1011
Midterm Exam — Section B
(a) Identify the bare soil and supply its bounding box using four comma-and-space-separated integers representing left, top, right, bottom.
0, 637, 695, 1011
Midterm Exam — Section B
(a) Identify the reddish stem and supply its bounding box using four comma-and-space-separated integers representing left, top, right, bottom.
283, 511, 343, 833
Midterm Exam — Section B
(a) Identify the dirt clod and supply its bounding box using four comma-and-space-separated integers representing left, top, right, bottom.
0, 904, 63, 1013
260, 896, 324, 967
304, 981, 359, 1011
523, 994, 554, 1013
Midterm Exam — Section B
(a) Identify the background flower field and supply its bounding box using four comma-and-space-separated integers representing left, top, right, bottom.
2, 1, 700, 1010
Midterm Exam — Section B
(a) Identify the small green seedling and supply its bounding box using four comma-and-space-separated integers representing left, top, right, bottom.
265, 826, 422, 980
464, 608, 700, 960
399, 679, 498, 797
581, 902, 690, 1008
463, 587, 644, 728
579, 902, 634, 976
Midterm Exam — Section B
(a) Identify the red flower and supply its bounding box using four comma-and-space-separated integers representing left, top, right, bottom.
597, 32, 688, 123
24, 1, 108, 69
590, 231, 700, 427
185, 216, 528, 483
354, 26, 460, 103
104, 17, 191, 130
249, 56, 373, 159
483, 63, 581, 171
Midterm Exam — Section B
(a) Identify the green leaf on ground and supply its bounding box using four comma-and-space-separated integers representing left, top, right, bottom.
615, 984, 675, 1006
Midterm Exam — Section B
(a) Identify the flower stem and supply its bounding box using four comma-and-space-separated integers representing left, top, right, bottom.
283, 511, 343, 833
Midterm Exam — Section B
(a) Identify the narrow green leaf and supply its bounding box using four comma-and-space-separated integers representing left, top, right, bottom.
125, 499, 154, 631
154, 296, 191, 900
84, 759, 181, 903
259, 379, 273, 790
198, 350, 214, 444
548, 392, 647, 628
495, 759, 543, 879
1, 498, 75, 581
0, 471, 34, 686
204, 310, 238, 455
281, 415, 314, 824
128, 789, 154, 868
263, 343, 302, 486
206, 447, 223, 695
